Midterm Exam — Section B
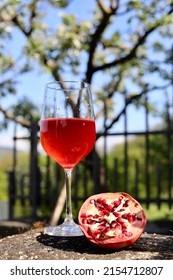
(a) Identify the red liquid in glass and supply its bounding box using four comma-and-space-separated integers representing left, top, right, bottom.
40, 118, 96, 169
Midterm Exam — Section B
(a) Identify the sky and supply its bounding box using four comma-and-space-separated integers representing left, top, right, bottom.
0, 0, 93, 150
0, 0, 173, 152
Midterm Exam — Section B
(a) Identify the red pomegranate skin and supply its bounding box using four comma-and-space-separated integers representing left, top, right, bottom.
78, 192, 147, 249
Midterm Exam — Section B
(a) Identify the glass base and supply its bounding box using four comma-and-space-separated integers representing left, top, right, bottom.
44, 219, 84, 237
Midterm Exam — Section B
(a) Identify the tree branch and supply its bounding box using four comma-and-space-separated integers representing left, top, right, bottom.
93, 5, 173, 73
97, 83, 170, 138
97, 0, 112, 14
97, 0, 120, 14
86, 0, 120, 83
0, 106, 31, 128
11, 0, 39, 36
94, 27, 158, 73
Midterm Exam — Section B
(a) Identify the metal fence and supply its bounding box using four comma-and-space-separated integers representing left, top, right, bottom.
101, 91, 173, 209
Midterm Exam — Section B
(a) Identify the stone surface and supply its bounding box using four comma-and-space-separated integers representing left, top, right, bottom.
0, 228, 172, 260
0, 220, 30, 238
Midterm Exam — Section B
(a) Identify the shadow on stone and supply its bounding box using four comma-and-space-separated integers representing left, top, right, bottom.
36, 231, 173, 259
36, 233, 121, 255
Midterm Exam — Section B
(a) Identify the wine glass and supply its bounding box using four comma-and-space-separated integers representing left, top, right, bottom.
40, 81, 96, 236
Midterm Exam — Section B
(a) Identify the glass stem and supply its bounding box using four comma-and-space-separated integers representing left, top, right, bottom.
64, 169, 73, 222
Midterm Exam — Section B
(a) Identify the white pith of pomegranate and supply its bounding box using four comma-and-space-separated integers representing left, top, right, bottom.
78, 192, 146, 249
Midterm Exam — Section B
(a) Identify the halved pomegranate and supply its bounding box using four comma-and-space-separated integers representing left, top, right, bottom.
78, 192, 146, 249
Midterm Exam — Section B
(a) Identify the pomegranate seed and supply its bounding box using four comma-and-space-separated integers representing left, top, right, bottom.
127, 212, 131, 217
123, 231, 133, 237
128, 215, 134, 223
113, 211, 121, 217
113, 199, 121, 207
93, 214, 100, 219
123, 203, 127, 207
122, 213, 127, 219
116, 217, 124, 224
90, 199, 95, 204
91, 231, 99, 238
127, 213, 136, 222
105, 204, 114, 212
110, 221, 117, 228
91, 220, 97, 225
102, 199, 107, 205
135, 202, 139, 207
100, 220, 106, 226
96, 197, 102, 203
123, 200, 130, 207
102, 209, 109, 216
102, 226, 110, 235
82, 218, 88, 224
114, 224, 121, 231
80, 213, 87, 218
88, 214, 93, 218
97, 226, 106, 232
96, 206, 102, 211
96, 197, 107, 205
121, 222, 127, 229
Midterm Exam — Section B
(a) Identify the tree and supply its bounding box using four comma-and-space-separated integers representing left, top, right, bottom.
0, 0, 172, 135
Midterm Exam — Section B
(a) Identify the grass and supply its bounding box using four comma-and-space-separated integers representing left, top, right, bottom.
143, 203, 173, 222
